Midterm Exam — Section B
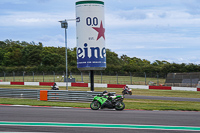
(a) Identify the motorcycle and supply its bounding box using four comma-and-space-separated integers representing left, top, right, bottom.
122, 88, 132, 95
90, 94, 125, 111
51, 83, 59, 90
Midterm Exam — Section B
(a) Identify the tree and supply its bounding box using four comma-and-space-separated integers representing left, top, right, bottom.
22, 43, 43, 66
42, 52, 64, 66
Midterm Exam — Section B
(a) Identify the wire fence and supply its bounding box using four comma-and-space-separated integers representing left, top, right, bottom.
0, 71, 166, 86
1, 71, 200, 87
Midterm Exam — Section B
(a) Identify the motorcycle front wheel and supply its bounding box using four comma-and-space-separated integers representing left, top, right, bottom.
129, 92, 132, 95
115, 101, 125, 111
90, 101, 100, 110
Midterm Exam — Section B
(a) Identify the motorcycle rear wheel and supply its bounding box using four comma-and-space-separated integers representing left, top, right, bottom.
115, 101, 125, 111
90, 101, 100, 110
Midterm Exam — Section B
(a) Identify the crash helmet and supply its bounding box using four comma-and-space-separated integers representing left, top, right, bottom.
103, 90, 108, 94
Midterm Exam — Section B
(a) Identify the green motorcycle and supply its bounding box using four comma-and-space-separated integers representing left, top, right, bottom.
90, 94, 125, 111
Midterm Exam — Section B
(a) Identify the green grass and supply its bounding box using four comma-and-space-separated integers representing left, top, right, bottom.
125, 99, 200, 111
0, 98, 90, 108
1, 98, 200, 111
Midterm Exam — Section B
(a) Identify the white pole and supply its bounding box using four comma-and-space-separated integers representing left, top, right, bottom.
65, 23, 68, 91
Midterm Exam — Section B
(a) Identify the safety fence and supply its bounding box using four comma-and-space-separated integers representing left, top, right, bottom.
0, 71, 166, 86
0, 88, 115, 102
0, 88, 39, 99
40, 90, 112, 102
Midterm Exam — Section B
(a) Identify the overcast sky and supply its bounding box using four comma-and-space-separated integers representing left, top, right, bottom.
1, 0, 200, 64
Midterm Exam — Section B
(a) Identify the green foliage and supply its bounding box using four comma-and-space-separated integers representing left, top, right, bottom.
0, 39, 200, 75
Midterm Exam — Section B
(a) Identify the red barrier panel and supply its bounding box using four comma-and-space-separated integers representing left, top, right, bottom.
149, 86, 171, 90
40, 90, 48, 101
197, 88, 200, 91
39, 82, 54, 86
11, 82, 24, 85
107, 84, 126, 88
71, 83, 88, 87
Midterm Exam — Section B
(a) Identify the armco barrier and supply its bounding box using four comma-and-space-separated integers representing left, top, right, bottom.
198, 88, 200, 91
0, 88, 39, 99
0, 88, 115, 102
45, 90, 109, 102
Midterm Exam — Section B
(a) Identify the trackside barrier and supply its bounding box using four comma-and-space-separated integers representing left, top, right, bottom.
47, 90, 111, 102
0, 88, 116, 102
172, 87, 197, 91
40, 90, 48, 101
149, 86, 172, 90
0, 88, 39, 99
107, 84, 126, 88
43, 90, 115, 102
1, 82, 200, 91
71, 83, 88, 87
39, 82, 54, 86
11, 82, 24, 85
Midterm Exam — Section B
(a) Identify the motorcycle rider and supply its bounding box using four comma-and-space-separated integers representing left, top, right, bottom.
123, 86, 129, 93
101, 90, 114, 109
51, 82, 59, 90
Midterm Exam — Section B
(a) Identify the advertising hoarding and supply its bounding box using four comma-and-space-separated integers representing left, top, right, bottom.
76, 0, 106, 71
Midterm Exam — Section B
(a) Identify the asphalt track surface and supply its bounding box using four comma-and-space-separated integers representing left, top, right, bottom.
0, 105, 200, 133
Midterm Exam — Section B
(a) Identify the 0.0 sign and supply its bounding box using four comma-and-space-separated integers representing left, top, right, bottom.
86, 17, 98, 26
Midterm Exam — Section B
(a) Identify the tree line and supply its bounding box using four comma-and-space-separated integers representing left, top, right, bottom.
0, 39, 200, 76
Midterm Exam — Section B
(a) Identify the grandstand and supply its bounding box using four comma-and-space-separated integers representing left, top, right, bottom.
165, 72, 200, 87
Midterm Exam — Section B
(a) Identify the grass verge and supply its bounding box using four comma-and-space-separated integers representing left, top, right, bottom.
125, 99, 200, 111
0, 98, 90, 108
1, 98, 200, 111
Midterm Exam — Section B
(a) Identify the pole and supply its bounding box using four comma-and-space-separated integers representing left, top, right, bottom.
90, 70, 94, 91
116, 72, 118, 84
144, 72, 147, 85
42, 71, 44, 82
101, 71, 102, 84
13, 71, 15, 82
157, 73, 159, 86
53, 71, 55, 82
23, 71, 25, 82
81, 72, 83, 82
32, 71, 34, 82
3, 71, 5, 82
130, 72, 132, 85
65, 26, 68, 90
